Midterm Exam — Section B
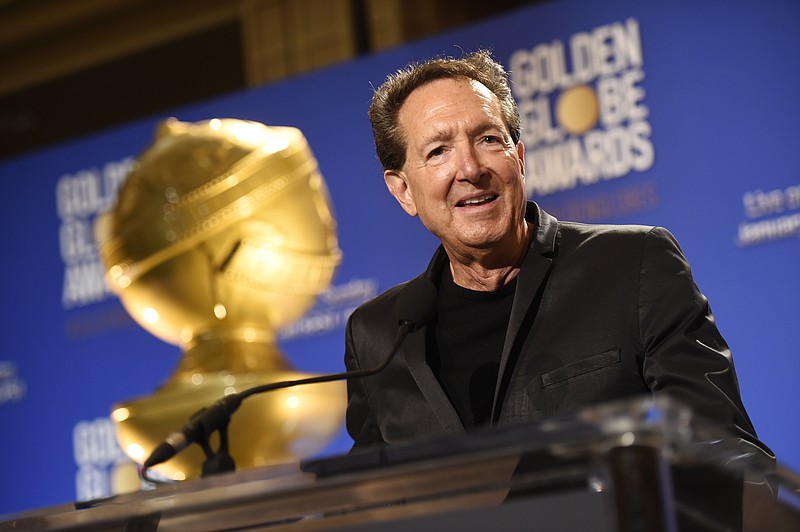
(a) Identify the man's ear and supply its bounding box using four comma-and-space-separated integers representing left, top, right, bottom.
384, 170, 418, 217
516, 140, 525, 176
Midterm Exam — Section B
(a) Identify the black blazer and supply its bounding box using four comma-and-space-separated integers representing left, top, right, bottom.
345, 202, 767, 456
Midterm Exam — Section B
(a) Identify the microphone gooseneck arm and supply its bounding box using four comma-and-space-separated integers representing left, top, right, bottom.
140, 277, 437, 483
240, 319, 414, 400
142, 321, 415, 482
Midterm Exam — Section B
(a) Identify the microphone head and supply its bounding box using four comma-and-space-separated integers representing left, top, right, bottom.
395, 277, 438, 331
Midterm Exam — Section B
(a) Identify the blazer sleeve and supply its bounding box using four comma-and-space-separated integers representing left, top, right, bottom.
637, 226, 771, 456
343, 311, 386, 450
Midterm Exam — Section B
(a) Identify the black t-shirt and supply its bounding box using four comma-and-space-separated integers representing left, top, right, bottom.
427, 267, 516, 429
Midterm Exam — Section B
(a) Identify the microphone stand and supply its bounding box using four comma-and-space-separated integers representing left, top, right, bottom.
142, 320, 416, 482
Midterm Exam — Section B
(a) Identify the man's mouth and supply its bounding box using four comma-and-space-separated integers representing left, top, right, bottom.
456, 194, 498, 207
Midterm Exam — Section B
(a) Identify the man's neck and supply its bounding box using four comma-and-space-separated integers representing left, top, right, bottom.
447, 221, 533, 292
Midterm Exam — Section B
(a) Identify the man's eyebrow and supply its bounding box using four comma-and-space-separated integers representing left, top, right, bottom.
470, 120, 509, 138
420, 126, 455, 146
420, 121, 506, 146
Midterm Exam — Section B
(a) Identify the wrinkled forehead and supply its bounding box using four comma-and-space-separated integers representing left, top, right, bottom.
405, 76, 495, 107
398, 77, 505, 137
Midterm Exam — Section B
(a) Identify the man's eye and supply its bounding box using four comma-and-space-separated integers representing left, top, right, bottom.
482, 136, 500, 144
428, 146, 445, 158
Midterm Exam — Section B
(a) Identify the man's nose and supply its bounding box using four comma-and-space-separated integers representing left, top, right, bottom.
455, 144, 484, 182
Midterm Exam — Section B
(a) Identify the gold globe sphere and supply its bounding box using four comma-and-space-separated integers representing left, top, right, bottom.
96, 118, 345, 480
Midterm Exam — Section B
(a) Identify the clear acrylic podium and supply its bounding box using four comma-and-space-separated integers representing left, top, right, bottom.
2, 395, 798, 531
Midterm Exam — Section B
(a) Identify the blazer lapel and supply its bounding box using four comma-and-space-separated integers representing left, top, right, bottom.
402, 252, 465, 435
403, 325, 465, 434
491, 203, 558, 423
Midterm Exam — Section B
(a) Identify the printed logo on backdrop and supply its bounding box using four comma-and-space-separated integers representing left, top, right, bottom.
509, 18, 658, 221
55, 157, 378, 338
0, 361, 26, 406
278, 278, 379, 340
73, 417, 145, 501
737, 183, 800, 246
56, 158, 134, 310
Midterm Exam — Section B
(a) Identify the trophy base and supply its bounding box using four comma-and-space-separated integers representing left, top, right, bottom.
111, 370, 346, 481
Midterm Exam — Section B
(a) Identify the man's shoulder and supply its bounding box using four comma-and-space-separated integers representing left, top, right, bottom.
551, 220, 681, 258
558, 219, 657, 237
348, 276, 423, 330
354, 281, 405, 313
556, 220, 675, 245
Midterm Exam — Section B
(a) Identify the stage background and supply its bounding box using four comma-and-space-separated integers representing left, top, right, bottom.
1, 0, 798, 516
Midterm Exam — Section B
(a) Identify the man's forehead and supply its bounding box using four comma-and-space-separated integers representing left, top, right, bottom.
399, 78, 505, 137
401, 78, 498, 119
408, 76, 494, 102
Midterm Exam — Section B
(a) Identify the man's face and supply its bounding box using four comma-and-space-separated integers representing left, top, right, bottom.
384, 77, 526, 260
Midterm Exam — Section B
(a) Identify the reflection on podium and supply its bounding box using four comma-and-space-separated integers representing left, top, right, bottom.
2, 396, 798, 531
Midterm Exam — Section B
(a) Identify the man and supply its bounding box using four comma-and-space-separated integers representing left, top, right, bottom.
341, 50, 779, 530
345, 50, 767, 460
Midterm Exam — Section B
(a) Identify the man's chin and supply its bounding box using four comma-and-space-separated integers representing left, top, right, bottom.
449, 227, 510, 252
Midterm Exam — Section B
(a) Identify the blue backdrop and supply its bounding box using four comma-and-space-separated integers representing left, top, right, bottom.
1, 0, 798, 516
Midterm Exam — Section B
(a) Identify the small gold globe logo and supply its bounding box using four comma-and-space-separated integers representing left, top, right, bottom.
555, 85, 600, 135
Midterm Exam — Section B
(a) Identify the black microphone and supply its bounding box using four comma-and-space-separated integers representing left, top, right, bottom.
142, 394, 243, 472
142, 276, 437, 477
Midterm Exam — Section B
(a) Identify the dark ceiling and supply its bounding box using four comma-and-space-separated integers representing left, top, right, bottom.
0, 0, 542, 163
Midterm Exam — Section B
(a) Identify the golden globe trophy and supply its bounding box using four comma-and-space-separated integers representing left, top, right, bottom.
95, 117, 346, 481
